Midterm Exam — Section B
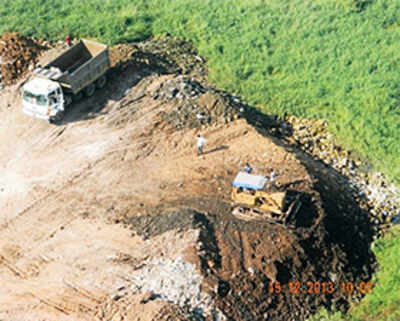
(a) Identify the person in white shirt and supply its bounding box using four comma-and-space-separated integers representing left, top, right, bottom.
268, 168, 277, 189
270, 169, 276, 183
196, 135, 206, 155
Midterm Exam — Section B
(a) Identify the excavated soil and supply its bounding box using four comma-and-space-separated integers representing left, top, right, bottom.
0, 32, 47, 85
0, 35, 377, 321
125, 172, 375, 321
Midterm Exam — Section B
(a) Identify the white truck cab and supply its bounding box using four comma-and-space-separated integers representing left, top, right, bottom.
22, 77, 66, 122
21, 39, 110, 123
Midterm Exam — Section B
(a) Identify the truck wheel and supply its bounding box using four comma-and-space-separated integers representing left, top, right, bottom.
49, 111, 64, 124
73, 91, 83, 102
85, 83, 96, 97
55, 110, 65, 122
96, 75, 107, 89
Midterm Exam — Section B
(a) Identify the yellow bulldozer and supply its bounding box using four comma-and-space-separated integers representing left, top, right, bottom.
231, 172, 301, 225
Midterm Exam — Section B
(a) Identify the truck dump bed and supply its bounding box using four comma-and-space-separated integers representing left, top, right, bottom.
33, 39, 110, 94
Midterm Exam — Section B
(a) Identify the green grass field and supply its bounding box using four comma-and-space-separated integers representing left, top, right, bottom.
0, 0, 399, 182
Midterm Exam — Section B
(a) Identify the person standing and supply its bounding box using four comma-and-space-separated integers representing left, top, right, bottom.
65, 35, 72, 47
196, 134, 206, 156
244, 162, 253, 174
269, 169, 277, 187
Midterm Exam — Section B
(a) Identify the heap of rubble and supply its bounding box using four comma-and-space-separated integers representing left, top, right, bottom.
130, 256, 226, 321
0, 32, 47, 85
285, 115, 400, 236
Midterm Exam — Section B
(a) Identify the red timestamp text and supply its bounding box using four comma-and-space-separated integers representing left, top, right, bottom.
268, 281, 373, 295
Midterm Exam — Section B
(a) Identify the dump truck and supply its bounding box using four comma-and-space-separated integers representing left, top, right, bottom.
22, 39, 110, 122
231, 172, 302, 225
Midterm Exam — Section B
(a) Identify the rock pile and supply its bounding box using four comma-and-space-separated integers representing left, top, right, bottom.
137, 36, 207, 77
153, 76, 262, 129
153, 76, 206, 101
109, 36, 207, 79
130, 256, 226, 321
285, 115, 400, 236
0, 32, 46, 85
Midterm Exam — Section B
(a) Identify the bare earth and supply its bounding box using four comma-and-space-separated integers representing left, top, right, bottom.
0, 45, 375, 321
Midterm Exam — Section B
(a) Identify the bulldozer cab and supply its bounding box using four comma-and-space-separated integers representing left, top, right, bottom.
231, 172, 301, 224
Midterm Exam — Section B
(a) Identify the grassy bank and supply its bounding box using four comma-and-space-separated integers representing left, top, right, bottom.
0, 0, 399, 182
308, 226, 400, 321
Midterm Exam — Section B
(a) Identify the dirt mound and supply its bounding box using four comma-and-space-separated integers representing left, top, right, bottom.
110, 73, 377, 320
0, 32, 46, 85
285, 115, 400, 237
137, 36, 207, 77
0, 35, 379, 321
109, 43, 138, 68
125, 179, 375, 320
108, 36, 207, 83
140, 74, 284, 133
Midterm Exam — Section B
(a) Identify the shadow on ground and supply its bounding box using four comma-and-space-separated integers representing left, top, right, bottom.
203, 145, 229, 155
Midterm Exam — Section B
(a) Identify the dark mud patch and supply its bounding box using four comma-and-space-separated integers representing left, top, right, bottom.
123, 186, 376, 321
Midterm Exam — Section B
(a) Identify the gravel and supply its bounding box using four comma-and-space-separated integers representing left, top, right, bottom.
286, 115, 400, 235
131, 256, 226, 321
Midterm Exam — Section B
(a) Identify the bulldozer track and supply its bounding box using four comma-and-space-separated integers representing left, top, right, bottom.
0, 252, 54, 279
28, 292, 72, 315
232, 205, 286, 225
30, 289, 99, 316
63, 279, 105, 304
0, 254, 27, 278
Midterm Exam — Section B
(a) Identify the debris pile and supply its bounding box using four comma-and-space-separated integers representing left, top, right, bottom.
153, 76, 236, 129
130, 256, 226, 321
123, 190, 375, 321
153, 76, 206, 101
109, 43, 138, 68
286, 115, 400, 236
0, 32, 46, 85
137, 36, 207, 77
109, 36, 207, 79
152, 75, 282, 130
